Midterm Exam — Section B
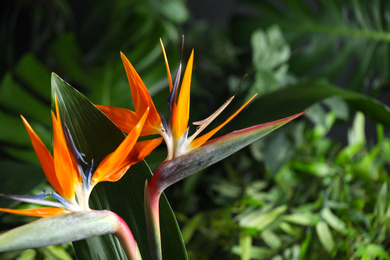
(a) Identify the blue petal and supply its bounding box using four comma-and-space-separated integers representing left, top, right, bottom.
83, 160, 94, 189
63, 121, 87, 165
2, 190, 48, 201
51, 192, 76, 209
1, 190, 67, 209
167, 62, 182, 108
160, 113, 170, 135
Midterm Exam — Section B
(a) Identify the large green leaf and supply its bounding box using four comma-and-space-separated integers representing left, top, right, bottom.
51, 73, 187, 259
234, 80, 390, 127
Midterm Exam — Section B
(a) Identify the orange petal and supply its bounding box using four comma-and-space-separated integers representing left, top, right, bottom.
0, 207, 68, 217
129, 137, 163, 164
172, 50, 194, 138
52, 98, 77, 199
92, 108, 150, 184
160, 38, 173, 92
20, 115, 62, 195
191, 94, 257, 149
95, 105, 141, 133
120, 52, 162, 133
102, 137, 163, 182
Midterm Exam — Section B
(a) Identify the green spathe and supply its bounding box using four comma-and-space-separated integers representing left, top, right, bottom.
151, 111, 307, 194
0, 210, 119, 252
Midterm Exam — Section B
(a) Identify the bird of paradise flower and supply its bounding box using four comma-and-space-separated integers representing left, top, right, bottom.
97, 39, 256, 161
0, 96, 161, 260
0, 98, 158, 217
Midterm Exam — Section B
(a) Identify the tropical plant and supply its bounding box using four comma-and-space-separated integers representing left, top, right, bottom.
1, 0, 390, 259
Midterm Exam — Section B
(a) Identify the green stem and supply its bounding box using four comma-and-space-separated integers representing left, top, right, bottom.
144, 181, 162, 260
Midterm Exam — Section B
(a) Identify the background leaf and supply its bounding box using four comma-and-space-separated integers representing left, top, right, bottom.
232, 0, 390, 92
233, 80, 390, 128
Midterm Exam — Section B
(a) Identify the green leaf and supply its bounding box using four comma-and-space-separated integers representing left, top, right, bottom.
348, 112, 366, 145
0, 160, 45, 210
361, 252, 372, 260
234, 80, 390, 128
232, 246, 271, 259
239, 205, 287, 230
315, 221, 335, 253
365, 244, 390, 260
321, 207, 347, 233
0, 73, 50, 127
43, 245, 73, 260
14, 54, 51, 100
261, 229, 281, 249
375, 183, 388, 221
159, 1, 189, 23
300, 229, 313, 259
51, 73, 187, 260
250, 25, 290, 93
291, 161, 334, 177
16, 249, 36, 260
280, 213, 317, 226
239, 230, 252, 260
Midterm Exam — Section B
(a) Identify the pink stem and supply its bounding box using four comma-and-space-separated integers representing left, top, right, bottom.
111, 212, 141, 260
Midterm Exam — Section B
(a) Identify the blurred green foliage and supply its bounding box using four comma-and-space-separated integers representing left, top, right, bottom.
179, 111, 390, 259
1, 0, 390, 259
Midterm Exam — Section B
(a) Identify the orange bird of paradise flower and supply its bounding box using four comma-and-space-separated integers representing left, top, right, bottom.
0, 97, 160, 218
96, 39, 256, 160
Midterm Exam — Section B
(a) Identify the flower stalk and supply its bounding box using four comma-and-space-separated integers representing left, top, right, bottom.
113, 212, 143, 260
144, 181, 162, 260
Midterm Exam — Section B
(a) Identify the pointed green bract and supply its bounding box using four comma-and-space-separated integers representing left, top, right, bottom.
0, 211, 118, 252
153, 111, 306, 193
51, 73, 187, 260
